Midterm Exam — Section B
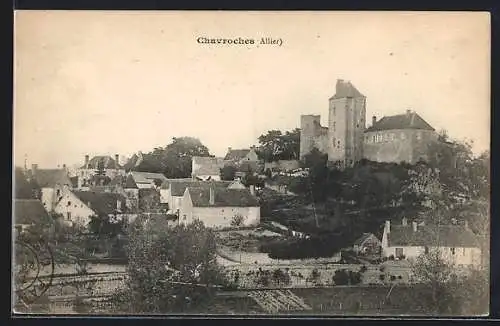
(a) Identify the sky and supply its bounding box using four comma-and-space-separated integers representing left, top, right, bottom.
14, 11, 490, 169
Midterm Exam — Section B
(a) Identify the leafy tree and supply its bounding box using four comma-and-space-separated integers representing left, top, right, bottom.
257, 128, 300, 162
109, 218, 227, 313
88, 214, 125, 238
220, 165, 237, 181
134, 137, 212, 178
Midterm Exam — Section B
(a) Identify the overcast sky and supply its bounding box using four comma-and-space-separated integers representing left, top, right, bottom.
14, 11, 490, 168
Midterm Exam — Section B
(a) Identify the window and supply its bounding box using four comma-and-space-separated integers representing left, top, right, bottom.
395, 248, 404, 257
67, 201, 71, 206
66, 212, 71, 220
56, 189, 61, 196
425, 246, 429, 254
463, 248, 466, 256
372, 135, 376, 143
333, 106, 336, 115
333, 122, 336, 131
451, 248, 456, 255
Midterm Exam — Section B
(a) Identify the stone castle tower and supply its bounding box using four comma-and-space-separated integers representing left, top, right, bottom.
300, 79, 366, 168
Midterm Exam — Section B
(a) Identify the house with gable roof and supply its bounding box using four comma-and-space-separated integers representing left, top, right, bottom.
160, 179, 246, 214
381, 219, 481, 268
127, 171, 168, 189
14, 199, 54, 234
179, 185, 260, 228
53, 190, 130, 227
27, 164, 73, 212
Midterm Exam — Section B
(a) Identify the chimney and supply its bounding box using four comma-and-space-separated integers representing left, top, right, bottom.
209, 187, 215, 205
115, 154, 120, 165
402, 217, 408, 226
406, 109, 412, 116
228, 147, 232, 153
85, 155, 90, 168
385, 220, 391, 234
249, 185, 255, 196
412, 221, 418, 232
372, 116, 376, 126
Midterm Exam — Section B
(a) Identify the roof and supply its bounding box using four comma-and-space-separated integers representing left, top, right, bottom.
160, 178, 193, 190
72, 191, 128, 215
353, 233, 380, 246
387, 224, 479, 248
31, 169, 72, 188
124, 174, 139, 189
330, 79, 365, 100
365, 111, 435, 132
14, 199, 52, 225
187, 187, 259, 207
192, 156, 225, 177
130, 171, 167, 184
166, 179, 234, 197
224, 149, 251, 161
81, 156, 122, 169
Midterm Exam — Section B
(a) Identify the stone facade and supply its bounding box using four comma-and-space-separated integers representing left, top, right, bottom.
299, 79, 437, 167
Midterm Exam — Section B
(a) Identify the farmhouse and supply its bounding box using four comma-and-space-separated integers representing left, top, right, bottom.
381, 219, 481, 268
53, 190, 129, 227
179, 186, 260, 228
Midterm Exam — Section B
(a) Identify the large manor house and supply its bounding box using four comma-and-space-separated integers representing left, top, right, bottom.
300, 79, 438, 168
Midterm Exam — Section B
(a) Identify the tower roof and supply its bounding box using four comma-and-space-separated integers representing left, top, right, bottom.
330, 79, 365, 100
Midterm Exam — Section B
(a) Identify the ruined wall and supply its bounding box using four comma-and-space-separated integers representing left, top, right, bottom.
363, 129, 438, 164
299, 115, 329, 159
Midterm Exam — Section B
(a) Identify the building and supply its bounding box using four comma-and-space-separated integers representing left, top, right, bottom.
363, 110, 438, 164
53, 190, 129, 227
27, 164, 73, 212
264, 160, 301, 173
381, 219, 481, 268
160, 179, 246, 214
224, 147, 260, 165
128, 171, 168, 189
191, 156, 225, 181
179, 185, 260, 228
300, 79, 366, 168
77, 154, 126, 187
14, 199, 54, 234
299, 79, 438, 168
352, 233, 382, 255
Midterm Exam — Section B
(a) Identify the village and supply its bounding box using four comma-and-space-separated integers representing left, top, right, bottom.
13, 79, 489, 315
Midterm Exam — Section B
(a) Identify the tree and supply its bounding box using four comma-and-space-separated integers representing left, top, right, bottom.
134, 137, 212, 178
88, 214, 125, 239
220, 165, 237, 181
257, 128, 300, 162
109, 218, 228, 313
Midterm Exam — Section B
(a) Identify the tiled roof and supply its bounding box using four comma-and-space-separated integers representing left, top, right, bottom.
14, 199, 52, 225
192, 156, 225, 177
160, 178, 193, 190
73, 191, 128, 216
124, 174, 139, 189
130, 171, 167, 184
224, 149, 251, 161
353, 233, 379, 246
31, 169, 72, 188
187, 187, 259, 207
170, 180, 233, 196
330, 79, 365, 100
387, 224, 479, 248
365, 111, 435, 132
81, 156, 122, 169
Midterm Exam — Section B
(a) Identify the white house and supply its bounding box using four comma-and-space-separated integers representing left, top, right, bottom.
53, 190, 130, 227
160, 179, 246, 214
27, 164, 73, 212
381, 219, 481, 268
191, 156, 225, 181
179, 185, 260, 228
